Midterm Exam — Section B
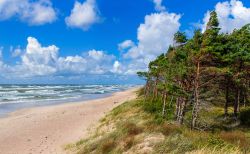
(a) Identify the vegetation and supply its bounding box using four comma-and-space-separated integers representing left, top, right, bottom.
68, 11, 250, 154
137, 11, 250, 130
67, 96, 250, 154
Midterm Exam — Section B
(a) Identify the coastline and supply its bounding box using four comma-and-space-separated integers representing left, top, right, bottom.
0, 87, 140, 154
0, 85, 138, 118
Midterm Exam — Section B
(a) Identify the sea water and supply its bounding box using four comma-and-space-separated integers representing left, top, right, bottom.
0, 84, 135, 117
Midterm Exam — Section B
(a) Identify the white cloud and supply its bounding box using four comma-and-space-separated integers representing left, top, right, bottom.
65, 0, 101, 30
124, 58, 149, 75
123, 12, 180, 60
201, 0, 250, 33
0, 37, 117, 78
118, 40, 135, 51
153, 0, 166, 12
0, 0, 57, 25
10, 47, 22, 57
111, 61, 122, 74
57, 56, 87, 74
21, 37, 59, 76
88, 50, 104, 60
119, 11, 181, 75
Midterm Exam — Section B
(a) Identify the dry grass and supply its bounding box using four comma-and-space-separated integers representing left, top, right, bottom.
123, 136, 135, 150
160, 123, 182, 136
123, 122, 143, 136
187, 146, 242, 154
219, 131, 249, 148
68, 98, 250, 154
101, 138, 116, 153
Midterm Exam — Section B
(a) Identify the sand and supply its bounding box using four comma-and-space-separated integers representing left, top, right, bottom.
0, 87, 139, 154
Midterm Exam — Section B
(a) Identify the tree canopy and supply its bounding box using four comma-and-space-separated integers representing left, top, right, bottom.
138, 11, 250, 129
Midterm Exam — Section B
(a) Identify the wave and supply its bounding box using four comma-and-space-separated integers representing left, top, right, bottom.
0, 84, 133, 105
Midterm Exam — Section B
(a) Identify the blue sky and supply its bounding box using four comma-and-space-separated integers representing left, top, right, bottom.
0, 0, 250, 84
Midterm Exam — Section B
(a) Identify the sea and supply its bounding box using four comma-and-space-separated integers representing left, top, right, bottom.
0, 84, 136, 117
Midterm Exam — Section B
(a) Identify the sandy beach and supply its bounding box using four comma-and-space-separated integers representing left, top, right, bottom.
0, 87, 139, 154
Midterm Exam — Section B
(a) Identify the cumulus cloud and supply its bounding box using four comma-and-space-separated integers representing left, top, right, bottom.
0, 0, 57, 25
21, 37, 59, 76
201, 0, 250, 33
137, 12, 180, 56
118, 40, 135, 51
65, 0, 101, 30
0, 37, 117, 78
88, 50, 105, 60
153, 0, 166, 12
119, 11, 181, 74
57, 56, 87, 74
111, 61, 122, 74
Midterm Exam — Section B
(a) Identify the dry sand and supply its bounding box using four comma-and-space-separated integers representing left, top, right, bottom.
0, 87, 139, 154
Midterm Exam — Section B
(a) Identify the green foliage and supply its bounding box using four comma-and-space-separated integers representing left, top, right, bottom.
174, 31, 188, 44
206, 11, 219, 29
239, 108, 250, 126
138, 9, 249, 130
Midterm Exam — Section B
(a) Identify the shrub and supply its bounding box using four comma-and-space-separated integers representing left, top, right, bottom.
143, 98, 162, 114
239, 108, 250, 126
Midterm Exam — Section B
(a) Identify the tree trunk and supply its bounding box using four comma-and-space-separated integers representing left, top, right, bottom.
243, 90, 246, 108
162, 92, 167, 117
240, 89, 246, 108
144, 81, 149, 103
234, 88, 240, 119
178, 98, 187, 125
152, 77, 159, 102
224, 77, 229, 118
175, 97, 180, 119
191, 61, 200, 130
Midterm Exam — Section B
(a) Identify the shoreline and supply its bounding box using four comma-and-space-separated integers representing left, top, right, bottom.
0, 92, 112, 119
0, 85, 140, 118
0, 87, 140, 154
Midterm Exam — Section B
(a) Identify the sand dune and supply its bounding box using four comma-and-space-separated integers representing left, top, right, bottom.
0, 87, 139, 154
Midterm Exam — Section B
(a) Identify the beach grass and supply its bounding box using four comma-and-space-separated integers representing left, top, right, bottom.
67, 95, 250, 154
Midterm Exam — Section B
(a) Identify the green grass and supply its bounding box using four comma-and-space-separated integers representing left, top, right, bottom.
66, 95, 250, 154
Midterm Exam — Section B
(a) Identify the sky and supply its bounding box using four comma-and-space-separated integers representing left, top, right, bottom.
0, 0, 250, 84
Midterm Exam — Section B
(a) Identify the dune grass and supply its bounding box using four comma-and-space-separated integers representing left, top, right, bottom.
66, 95, 250, 154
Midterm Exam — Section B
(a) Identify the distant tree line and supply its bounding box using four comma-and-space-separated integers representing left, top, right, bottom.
137, 11, 250, 129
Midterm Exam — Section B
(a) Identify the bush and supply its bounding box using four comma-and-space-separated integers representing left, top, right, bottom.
142, 98, 175, 122
239, 108, 250, 126
143, 98, 163, 114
